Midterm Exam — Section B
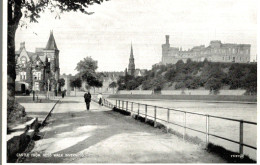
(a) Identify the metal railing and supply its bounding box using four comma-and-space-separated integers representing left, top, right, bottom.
113, 99, 257, 155
92, 98, 115, 109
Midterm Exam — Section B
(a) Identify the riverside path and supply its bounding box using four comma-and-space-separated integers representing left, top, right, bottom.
23, 96, 226, 163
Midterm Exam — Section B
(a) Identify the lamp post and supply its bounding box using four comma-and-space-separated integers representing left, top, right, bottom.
47, 79, 50, 99
32, 76, 36, 101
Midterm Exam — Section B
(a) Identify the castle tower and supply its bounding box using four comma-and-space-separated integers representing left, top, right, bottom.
44, 30, 60, 90
162, 35, 170, 64
128, 43, 135, 76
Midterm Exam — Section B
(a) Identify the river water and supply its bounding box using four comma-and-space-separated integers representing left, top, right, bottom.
106, 98, 257, 160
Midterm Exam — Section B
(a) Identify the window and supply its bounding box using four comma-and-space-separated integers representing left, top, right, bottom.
33, 72, 41, 80
223, 57, 225, 60
228, 56, 230, 60
233, 48, 236, 54
20, 72, 26, 80
20, 56, 27, 64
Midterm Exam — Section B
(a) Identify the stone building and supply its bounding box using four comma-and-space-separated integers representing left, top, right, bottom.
15, 31, 60, 93
162, 35, 251, 64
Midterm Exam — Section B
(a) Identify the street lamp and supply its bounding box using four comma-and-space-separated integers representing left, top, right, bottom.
47, 79, 50, 99
32, 76, 37, 101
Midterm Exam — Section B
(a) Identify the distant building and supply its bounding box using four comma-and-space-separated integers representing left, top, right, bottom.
127, 43, 146, 77
162, 35, 251, 64
128, 43, 135, 76
15, 31, 60, 93
90, 71, 124, 93
60, 73, 74, 95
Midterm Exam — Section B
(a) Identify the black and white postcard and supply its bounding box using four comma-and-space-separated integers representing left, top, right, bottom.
1, 0, 258, 163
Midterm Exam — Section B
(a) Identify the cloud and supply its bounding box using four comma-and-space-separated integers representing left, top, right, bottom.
16, 0, 257, 74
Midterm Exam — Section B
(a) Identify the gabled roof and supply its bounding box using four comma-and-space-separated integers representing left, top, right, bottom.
45, 31, 58, 50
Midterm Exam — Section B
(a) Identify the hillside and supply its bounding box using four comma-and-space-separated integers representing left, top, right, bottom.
117, 59, 257, 95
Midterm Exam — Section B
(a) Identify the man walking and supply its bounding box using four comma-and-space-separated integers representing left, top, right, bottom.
84, 91, 91, 110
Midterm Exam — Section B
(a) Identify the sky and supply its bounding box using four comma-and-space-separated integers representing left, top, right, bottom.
15, 0, 257, 75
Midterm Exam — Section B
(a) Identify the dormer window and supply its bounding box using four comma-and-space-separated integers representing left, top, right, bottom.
21, 56, 27, 64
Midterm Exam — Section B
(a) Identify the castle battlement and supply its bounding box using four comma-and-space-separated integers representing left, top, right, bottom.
162, 35, 250, 64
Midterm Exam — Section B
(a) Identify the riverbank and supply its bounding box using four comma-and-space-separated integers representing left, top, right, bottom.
108, 94, 257, 103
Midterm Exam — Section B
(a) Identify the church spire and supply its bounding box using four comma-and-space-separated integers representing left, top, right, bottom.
128, 43, 135, 76
130, 42, 134, 58
45, 30, 58, 50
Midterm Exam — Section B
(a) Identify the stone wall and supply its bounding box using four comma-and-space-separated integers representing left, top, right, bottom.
117, 89, 246, 96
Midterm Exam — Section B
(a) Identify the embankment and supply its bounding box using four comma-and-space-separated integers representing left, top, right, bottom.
108, 94, 256, 103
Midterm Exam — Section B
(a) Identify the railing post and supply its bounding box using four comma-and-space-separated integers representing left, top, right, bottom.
116, 100, 117, 108
126, 101, 128, 111
239, 120, 244, 155
122, 101, 124, 110
138, 103, 140, 117
183, 112, 186, 140
154, 106, 157, 127
119, 100, 120, 109
167, 108, 170, 133
206, 115, 209, 145
145, 105, 147, 122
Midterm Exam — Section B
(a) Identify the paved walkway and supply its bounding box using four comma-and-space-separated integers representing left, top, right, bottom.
24, 96, 226, 163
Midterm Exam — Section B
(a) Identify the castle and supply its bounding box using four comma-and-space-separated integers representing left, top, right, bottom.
15, 31, 60, 93
161, 35, 251, 64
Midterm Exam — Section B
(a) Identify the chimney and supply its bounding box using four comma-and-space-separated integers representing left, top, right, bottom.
20, 42, 25, 50
166, 35, 170, 44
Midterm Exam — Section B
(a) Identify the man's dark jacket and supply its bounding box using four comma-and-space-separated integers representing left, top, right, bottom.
84, 93, 91, 103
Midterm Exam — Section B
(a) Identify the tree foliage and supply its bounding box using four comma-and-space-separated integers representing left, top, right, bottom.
109, 81, 117, 88
75, 57, 103, 88
58, 78, 65, 87
117, 75, 145, 90
135, 60, 256, 95
70, 77, 82, 89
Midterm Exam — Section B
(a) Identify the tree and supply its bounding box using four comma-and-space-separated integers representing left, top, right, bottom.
205, 77, 222, 95
75, 57, 103, 92
70, 77, 82, 96
8, 0, 106, 122
58, 78, 65, 89
165, 67, 176, 81
109, 81, 117, 94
